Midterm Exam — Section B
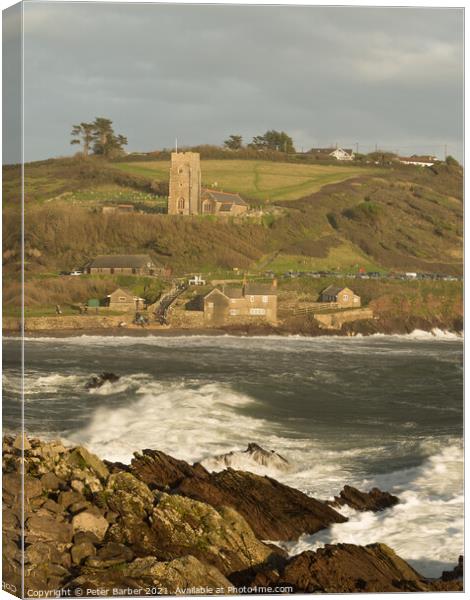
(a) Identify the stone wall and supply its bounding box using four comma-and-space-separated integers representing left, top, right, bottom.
313, 308, 374, 329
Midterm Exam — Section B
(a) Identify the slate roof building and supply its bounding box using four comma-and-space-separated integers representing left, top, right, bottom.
167, 152, 248, 216
107, 287, 145, 312
319, 285, 361, 308
85, 254, 160, 276
204, 281, 278, 325
201, 189, 248, 216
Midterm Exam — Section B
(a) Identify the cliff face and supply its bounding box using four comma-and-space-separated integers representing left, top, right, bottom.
2, 436, 463, 596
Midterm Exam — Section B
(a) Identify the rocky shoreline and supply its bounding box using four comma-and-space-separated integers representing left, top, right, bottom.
3, 436, 463, 596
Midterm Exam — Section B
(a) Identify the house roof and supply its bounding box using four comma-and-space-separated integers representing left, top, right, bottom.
108, 287, 135, 299
89, 254, 155, 268
204, 283, 277, 300
245, 282, 277, 296
202, 189, 247, 206
330, 148, 353, 155
321, 285, 351, 297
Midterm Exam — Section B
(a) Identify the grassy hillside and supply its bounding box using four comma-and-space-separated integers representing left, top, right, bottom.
114, 159, 375, 202
2, 156, 462, 317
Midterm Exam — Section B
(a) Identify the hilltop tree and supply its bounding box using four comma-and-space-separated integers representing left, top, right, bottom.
91, 117, 128, 157
224, 134, 243, 150
249, 130, 295, 153
70, 122, 95, 157
70, 117, 128, 158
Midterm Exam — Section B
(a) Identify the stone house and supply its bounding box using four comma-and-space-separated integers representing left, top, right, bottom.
204, 281, 277, 325
107, 288, 145, 312
86, 254, 163, 276
320, 285, 361, 308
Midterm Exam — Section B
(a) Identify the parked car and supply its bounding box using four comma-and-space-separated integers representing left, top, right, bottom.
188, 275, 206, 286
69, 270, 83, 276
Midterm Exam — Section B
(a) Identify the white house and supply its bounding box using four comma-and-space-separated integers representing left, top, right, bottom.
329, 148, 355, 161
398, 155, 436, 167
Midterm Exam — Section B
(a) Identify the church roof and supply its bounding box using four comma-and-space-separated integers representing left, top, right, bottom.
202, 189, 247, 206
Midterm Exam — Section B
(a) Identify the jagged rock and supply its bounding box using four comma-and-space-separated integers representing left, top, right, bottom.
245, 543, 432, 593
104, 473, 159, 557
441, 555, 463, 581
177, 468, 347, 540
129, 450, 346, 541
200, 443, 291, 473
72, 511, 109, 541
330, 485, 399, 512
130, 448, 207, 490
150, 492, 281, 576
71, 542, 96, 565
68, 446, 109, 481
85, 372, 120, 390
69, 555, 231, 596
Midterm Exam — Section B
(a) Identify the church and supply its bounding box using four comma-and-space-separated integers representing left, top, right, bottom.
167, 152, 248, 216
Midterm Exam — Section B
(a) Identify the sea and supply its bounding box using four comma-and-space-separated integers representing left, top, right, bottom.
2, 331, 463, 578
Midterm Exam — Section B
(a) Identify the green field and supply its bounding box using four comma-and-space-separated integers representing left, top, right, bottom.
114, 159, 376, 202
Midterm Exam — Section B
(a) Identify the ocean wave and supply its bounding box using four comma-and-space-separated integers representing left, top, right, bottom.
19, 328, 463, 346
276, 441, 463, 578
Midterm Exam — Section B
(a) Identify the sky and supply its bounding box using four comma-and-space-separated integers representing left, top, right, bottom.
4, 1, 465, 162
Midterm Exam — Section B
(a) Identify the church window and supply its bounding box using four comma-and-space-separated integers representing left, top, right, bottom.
178, 197, 185, 210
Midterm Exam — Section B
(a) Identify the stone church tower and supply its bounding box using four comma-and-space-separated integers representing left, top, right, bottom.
168, 152, 201, 215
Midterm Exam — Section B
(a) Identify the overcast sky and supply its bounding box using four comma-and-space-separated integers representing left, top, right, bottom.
9, 2, 466, 162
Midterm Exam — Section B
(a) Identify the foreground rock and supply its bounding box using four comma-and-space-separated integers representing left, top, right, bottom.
130, 448, 347, 540
200, 443, 291, 473
329, 485, 399, 512
68, 555, 232, 596
243, 543, 463, 593
2, 436, 463, 594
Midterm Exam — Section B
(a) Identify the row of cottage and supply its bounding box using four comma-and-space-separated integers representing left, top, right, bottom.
105, 282, 360, 323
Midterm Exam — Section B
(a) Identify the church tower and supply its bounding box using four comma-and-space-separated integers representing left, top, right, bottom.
168, 152, 201, 215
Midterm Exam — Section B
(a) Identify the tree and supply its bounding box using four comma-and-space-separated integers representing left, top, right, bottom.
70, 117, 128, 158
91, 117, 127, 157
70, 122, 95, 157
224, 135, 243, 150
263, 130, 295, 153
249, 130, 295, 153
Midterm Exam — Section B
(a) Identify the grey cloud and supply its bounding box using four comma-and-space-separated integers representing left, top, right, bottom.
12, 2, 464, 163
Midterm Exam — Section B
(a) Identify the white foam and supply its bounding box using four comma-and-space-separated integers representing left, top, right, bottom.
276, 442, 463, 578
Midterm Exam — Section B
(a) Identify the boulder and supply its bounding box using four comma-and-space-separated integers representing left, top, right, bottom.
69, 555, 231, 596
85, 372, 120, 390
72, 511, 109, 541
330, 485, 399, 512
26, 514, 73, 544
67, 446, 109, 481
71, 542, 96, 565
40, 472, 61, 491
150, 492, 280, 576
246, 543, 432, 593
